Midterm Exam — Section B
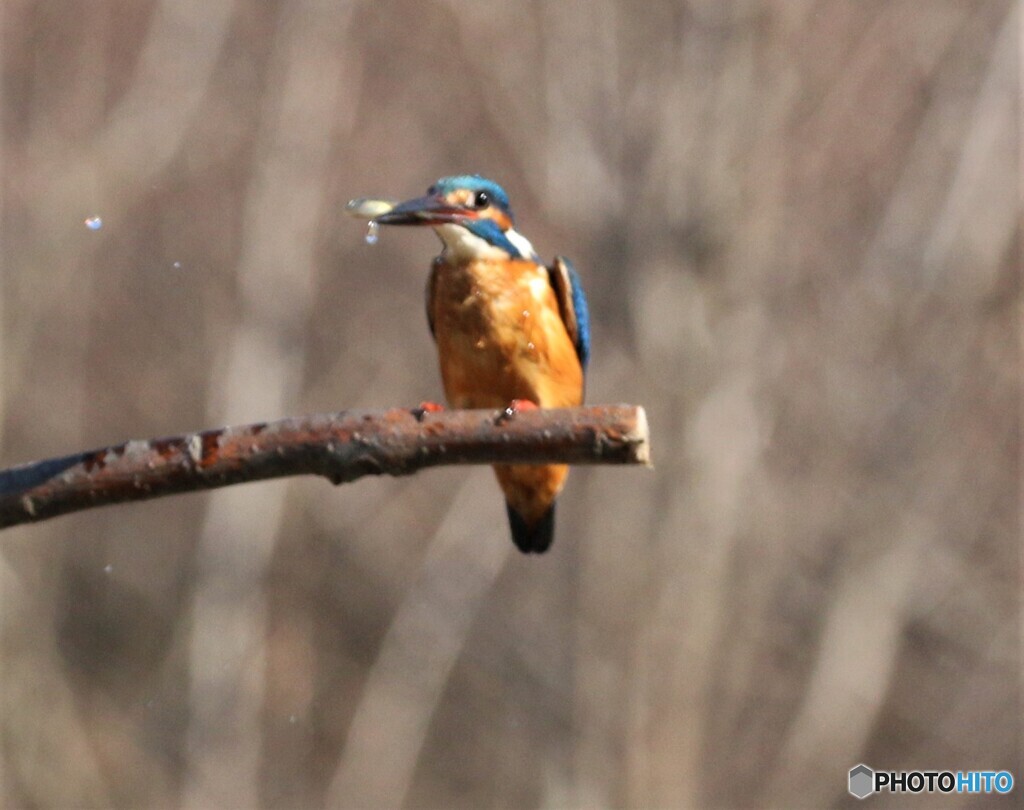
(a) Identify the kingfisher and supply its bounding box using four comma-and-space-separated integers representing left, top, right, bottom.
371, 175, 590, 554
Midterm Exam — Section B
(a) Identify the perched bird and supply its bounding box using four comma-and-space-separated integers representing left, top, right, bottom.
373, 175, 590, 553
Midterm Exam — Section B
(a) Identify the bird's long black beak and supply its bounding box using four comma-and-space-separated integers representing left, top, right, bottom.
375, 194, 470, 226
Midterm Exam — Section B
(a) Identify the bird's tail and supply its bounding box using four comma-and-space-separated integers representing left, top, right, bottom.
506, 501, 556, 554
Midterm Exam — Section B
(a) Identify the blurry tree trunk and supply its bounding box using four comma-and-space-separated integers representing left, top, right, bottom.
1, 1, 233, 805
181, 3, 355, 807
326, 474, 511, 808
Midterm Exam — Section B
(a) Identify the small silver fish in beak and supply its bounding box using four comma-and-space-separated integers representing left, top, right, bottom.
345, 198, 396, 219
346, 198, 397, 244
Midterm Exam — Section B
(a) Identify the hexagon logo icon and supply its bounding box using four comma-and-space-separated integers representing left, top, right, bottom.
849, 764, 874, 799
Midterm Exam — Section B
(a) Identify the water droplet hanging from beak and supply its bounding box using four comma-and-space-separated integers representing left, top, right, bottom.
365, 220, 379, 245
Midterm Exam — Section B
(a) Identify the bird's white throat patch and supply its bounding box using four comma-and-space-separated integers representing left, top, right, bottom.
434, 223, 536, 262
505, 228, 537, 260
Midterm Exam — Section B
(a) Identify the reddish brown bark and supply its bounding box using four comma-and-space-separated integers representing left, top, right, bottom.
0, 405, 649, 529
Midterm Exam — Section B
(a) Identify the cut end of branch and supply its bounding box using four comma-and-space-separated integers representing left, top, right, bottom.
631, 406, 653, 467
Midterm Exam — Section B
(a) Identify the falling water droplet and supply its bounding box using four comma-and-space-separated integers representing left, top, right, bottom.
104, 564, 113, 574
365, 220, 379, 245
84, 216, 103, 231
172, 261, 182, 270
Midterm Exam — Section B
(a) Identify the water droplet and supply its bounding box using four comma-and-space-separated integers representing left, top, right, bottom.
475, 338, 486, 349
288, 714, 298, 724
365, 220, 379, 245
527, 342, 536, 352
104, 564, 113, 574
522, 310, 530, 319
172, 261, 182, 269
84, 216, 103, 231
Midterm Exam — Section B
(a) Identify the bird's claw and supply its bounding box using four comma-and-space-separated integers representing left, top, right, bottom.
495, 399, 539, 425
412, 401, 445, 421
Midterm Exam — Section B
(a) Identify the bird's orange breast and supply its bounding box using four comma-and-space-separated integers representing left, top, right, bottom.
428, 257, 584, 411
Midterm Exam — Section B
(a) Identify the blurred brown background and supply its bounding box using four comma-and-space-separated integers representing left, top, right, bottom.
0, 1, 1019, 808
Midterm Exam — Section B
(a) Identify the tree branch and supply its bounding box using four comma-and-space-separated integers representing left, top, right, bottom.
0, 405, 649, 530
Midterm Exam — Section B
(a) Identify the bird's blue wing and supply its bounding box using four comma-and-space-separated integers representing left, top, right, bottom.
548, 256, 590, 370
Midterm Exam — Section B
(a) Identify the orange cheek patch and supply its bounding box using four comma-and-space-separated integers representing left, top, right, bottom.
480, 208, 512, 230
442, 191, 511, 230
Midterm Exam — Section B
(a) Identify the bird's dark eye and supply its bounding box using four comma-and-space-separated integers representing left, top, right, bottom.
473, 190, 489, 208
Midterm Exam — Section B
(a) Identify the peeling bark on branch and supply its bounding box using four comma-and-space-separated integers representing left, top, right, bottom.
0, 405, 650, 530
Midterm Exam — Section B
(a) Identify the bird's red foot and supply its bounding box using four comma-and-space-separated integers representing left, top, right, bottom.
495, 399, 539, 424
412, 401, 445, 421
